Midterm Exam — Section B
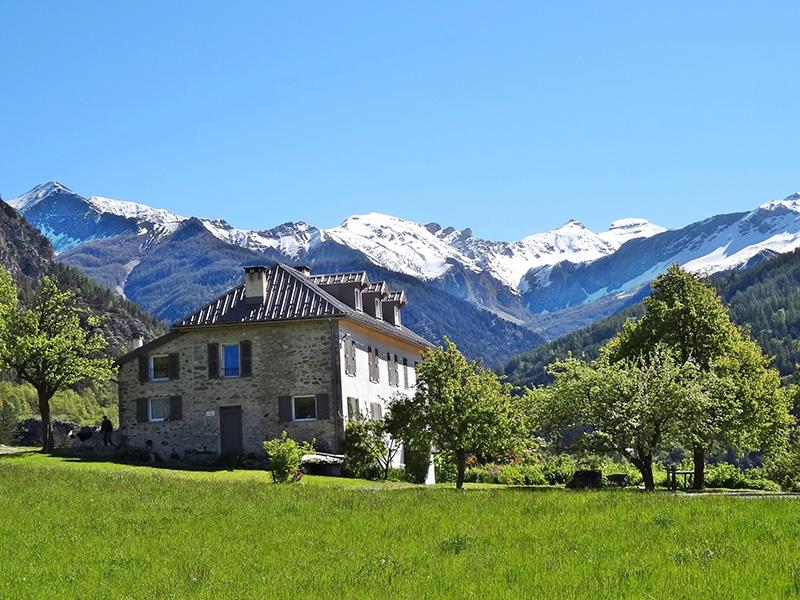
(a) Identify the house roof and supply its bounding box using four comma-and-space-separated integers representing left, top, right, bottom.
386, 290, 407, 304
364, 281, 388, 295
172, 263, 432, 348
309, 271, 369, 286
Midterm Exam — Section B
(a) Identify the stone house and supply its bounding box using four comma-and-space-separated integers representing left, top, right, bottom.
116, 263, 432, 463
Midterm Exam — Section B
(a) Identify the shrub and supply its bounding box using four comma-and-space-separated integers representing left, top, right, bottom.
263, 432, 314, 483
705, 462, 781, 492
402, 441, 431, 484
0, 400, 16, 445
540, 455, 576, 485
464, 463, 547, 486
434, 452, 457, 483
764, 445, 800, 492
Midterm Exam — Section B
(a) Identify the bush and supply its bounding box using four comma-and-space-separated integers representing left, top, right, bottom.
434, 452, 457, 483
705, 462, 781, 491
0, 400, 16, 445
764, 445, 800, 492
403, 441, 432, 484
540, 455, 576, 485
263, 432, 314, 483
464, 463, 547, 486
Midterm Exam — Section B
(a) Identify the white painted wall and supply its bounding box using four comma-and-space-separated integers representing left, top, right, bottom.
336, 320, 424, 471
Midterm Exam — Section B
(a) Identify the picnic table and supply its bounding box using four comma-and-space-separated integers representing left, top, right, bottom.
667, 466, 693, 490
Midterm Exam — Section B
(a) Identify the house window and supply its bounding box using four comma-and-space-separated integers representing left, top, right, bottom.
403, 357, 409, 388
370, 402, 382, 421
148, 397, 170, 422
347, 396, 360, 420
149, 355, 170, 381
293, 395, 317, 421
345, 338, 357, 376
222, 344, 240, 377
368, 346, 380, 383
394, 306, 401, 327
374, 298, 382, 320
354, 289, 363, 311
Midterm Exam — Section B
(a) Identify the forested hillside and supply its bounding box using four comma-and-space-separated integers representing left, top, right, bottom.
0, 200, 166, 355
504, 247, 800, 386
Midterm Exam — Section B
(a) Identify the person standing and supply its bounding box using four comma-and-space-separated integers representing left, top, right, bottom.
100, 416, 113, 447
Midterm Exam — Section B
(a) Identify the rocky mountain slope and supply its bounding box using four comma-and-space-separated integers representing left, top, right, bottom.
504, 245, 800, 386
10, 181, 800, 358
0, 199, 165, 355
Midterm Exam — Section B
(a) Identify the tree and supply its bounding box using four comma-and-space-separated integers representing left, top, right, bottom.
387, 338, 527, 489
0, 276, 116, 452
343, 408, 403, 480
606, 265, 791, 489
529, 348, 702, 491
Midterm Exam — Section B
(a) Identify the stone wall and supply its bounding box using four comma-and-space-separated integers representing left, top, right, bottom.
118, 320, 342, 458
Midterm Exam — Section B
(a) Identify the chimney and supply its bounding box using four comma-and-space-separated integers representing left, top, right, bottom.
296, 265, 311, 277
243, 266, 269, 302
132, 335, 144, 350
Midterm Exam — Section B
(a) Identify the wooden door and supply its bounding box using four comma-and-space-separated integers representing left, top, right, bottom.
219, 405, 243, 455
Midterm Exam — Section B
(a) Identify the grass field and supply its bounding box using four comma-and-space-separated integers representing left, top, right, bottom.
2, 453, 800, 599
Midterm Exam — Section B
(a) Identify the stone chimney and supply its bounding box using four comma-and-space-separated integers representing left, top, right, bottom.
131, 335, 144, 350
243, 266, 269, 302
295, 265, 311, 277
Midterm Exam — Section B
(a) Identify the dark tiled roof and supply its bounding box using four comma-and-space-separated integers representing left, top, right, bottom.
309, 271, 368, 286
173, 263, 431, 348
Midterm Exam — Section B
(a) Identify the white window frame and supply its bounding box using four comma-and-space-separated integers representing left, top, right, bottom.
347, 396, 360, 421
394, 305, 401, 327
292, 395, 317, 422
149, 354, 170, 382
148, 397, 170, 423
354, 289, 363, 311
374, 298, 382, 320
221, 343, 241, 378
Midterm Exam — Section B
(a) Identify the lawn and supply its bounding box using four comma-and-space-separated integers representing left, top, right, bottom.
1, 454, 799, 599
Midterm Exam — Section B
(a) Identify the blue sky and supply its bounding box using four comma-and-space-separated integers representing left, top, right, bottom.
1, 1, 799, 240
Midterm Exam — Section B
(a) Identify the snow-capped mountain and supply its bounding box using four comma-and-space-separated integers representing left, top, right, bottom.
8, 182, 664, 292
521, 192, 800, 317
9, 181, 800, 344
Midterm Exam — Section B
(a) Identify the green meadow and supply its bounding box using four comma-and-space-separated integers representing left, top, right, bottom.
1, 453, 799, 599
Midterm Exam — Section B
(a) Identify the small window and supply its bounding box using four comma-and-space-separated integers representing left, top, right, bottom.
374, 298, 382, 320
150, 355, 170, 381
403, 358, 409, 388
222, 344, 240, 377
394, 306, 401, 327
148, 397, 170, 422
354, 289, 363, 311
293, 395, 316, 421
347, 396, 360, 420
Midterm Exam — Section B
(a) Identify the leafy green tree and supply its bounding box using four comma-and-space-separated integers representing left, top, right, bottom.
0, 276, 116, 452
606, 265, 791, 489
343, 409, 402, 480
387, 338, 527, 489
530, 348, 702, 491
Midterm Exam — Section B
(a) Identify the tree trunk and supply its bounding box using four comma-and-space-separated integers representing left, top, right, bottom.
38, 391, 54, 453
455, 450, 466, 489
633, 454, 655, 492
692, 445, 705, 490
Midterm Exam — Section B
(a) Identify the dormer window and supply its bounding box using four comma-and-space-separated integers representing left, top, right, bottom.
394, 306, 401, 327
354, 289, 363, 311
374, 298, 382, 320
